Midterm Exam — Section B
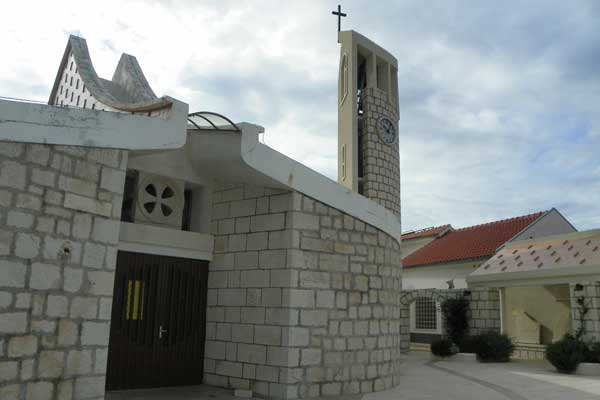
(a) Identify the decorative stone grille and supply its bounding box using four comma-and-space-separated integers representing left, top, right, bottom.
414, 297, 437, 330
134, 173, 184, 228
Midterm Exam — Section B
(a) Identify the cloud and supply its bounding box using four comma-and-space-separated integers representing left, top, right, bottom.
1, 0, 599, 231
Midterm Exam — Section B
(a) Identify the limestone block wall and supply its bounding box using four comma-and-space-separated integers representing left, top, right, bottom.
361, 87, 400, 216
570, 282, 600, 342
205, 183, 402, 399
0, 142, 126, 400
399, 288, 501, 351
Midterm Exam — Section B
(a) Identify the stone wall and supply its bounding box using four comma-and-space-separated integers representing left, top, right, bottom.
399, 288, 501, 351
205, 183, 402, 399
0, 142, 126, 400
570, 282, 600, 342
361, 87, 400, 216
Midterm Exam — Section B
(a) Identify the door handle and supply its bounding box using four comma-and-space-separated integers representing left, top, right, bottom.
159, 325, 167, 339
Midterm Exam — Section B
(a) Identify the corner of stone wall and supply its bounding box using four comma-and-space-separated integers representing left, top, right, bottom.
570, 282, 600, 342
206, 183, 402, 399
0, 142, 127, 400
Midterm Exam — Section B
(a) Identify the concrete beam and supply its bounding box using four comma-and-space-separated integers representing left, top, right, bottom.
0, 98, 188, 150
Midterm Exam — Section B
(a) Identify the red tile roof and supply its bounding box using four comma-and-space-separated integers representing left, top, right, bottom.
402, 225, 453, 240
402, 211, 545, 268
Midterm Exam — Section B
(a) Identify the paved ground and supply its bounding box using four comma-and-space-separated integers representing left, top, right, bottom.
106, 352, 600, 400
106, 385, 235, 400
365, 352, 600, 400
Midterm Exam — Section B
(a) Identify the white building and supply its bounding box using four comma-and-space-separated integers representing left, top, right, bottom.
402, 209, 576, 290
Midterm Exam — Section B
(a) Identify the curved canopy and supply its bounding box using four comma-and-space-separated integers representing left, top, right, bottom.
187, 111, 240, 132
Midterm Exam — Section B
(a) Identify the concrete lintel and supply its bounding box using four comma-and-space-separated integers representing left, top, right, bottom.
0, 98, 188, 150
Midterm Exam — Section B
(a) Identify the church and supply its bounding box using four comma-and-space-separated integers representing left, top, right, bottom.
0, 25, 403, 400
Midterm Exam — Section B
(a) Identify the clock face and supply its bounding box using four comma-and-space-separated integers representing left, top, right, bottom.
378, 117, 396, 145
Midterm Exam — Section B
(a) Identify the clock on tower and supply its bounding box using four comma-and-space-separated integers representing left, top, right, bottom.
337, 30, 401, 216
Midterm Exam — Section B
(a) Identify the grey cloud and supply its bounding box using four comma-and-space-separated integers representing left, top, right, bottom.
2, 0, 598, 231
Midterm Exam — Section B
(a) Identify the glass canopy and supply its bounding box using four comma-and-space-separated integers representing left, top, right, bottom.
187, 111, 240, 132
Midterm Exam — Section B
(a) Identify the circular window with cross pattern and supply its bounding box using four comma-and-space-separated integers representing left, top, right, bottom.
136, 176, 183, 225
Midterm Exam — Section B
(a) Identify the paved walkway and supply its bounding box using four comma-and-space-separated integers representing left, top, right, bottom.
365, 352, 600, 400
106, 352, 600, 400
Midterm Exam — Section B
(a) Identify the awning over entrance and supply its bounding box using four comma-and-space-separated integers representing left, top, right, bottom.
467, 229, 600, 287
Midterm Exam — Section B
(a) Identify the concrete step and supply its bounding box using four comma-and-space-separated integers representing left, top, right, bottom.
410, 342, 430, 352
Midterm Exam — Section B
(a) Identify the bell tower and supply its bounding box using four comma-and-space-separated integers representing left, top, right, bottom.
337, 30, 400, 216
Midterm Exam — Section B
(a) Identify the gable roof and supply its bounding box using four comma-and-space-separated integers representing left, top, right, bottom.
48, 35, 171, 112
468, 229, 600, 287
403, 211, 545, 268
402, 225, 452, 241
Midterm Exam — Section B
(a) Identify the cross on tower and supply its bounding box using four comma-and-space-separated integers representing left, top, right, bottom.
331, 4, 347, 33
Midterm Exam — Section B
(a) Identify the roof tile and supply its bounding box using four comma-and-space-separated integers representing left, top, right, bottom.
401, 225, 452, 240
403, 211, 545, 268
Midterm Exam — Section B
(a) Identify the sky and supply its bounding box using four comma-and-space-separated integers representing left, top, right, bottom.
1, 0, 599, 231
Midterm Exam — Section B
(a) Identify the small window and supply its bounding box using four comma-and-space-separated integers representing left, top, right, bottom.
182, 189, 193, 231
76, 95, 80, 106
340, 53, 348, 105
70, 93, 74, 102
70, 76, 73, 86
415, 298, 437, 330
76, 79, 79, 89
55, 95, 59, 104
64, 74, 68, 83
92, 103, 96, 110
82, 85, 85, 93
120, 171, 138, 223
341, 144, 347, 180
65, 88, 69, 97
60, 85, 63, 94
83, 99, 87, 108
60, 100, 64, 106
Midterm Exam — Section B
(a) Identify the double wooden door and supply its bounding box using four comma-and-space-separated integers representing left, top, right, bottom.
106, 251, 209, 391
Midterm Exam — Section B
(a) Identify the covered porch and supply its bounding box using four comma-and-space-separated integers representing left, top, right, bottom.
467, 230, 600, 359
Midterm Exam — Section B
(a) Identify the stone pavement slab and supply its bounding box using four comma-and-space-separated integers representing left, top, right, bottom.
106, 385, 237, 400
106, 352, 600, 400
435, 356, 600, 400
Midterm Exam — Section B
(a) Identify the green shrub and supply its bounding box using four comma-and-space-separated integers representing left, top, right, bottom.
583, 341, 600, 363
473, 332, 514, 362
431, 338, 457, 357
546, 334, 587, 373
442, 297, 469, 345
458, 336, 478, 354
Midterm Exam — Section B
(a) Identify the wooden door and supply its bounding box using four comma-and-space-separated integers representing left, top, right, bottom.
106, 251, 209, 391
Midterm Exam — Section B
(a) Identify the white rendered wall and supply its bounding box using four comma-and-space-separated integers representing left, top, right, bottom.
511, 209, 576, 242
401, 236, 436, 258
503, 285, 572, 344
52, 52, 100, 110
402, 260, 481, 290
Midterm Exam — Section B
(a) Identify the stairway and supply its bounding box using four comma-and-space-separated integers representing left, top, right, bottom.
410, 342, 431, 352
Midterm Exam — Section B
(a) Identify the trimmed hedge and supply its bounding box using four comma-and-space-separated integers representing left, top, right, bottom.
442, 297, 469, 345
473, 332, 514, 362
431, 338, 457, 357
546, 334, 586, 373
583, 341, 600, 364
458, 336, 478, 354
